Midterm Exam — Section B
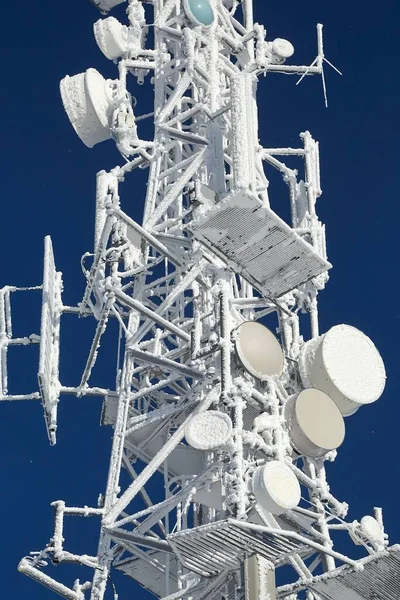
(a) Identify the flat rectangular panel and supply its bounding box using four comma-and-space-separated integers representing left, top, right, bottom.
191, 193, 331, 299
310, 546, 400, 600
38, 236, 62, 445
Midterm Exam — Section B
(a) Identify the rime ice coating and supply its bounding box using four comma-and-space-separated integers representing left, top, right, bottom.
309, 324, 386, 416
185, 411, 233, 450
60, 69, 113, 148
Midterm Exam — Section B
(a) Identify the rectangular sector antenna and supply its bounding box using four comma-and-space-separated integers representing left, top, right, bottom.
38, 236, 62, 445
310, 545, 400, 600
191, 192, 331, 299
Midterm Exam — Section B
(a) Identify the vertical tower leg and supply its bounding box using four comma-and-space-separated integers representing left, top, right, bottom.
244, 555, 276, 600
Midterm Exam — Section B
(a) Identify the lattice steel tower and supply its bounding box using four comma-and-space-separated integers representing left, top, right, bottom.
2, 1, 398, 599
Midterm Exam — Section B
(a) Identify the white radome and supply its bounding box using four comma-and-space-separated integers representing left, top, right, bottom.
286, 388, 345, 458
300, 324, 386, 416
272, 38, 295, 59
234, 321, 284, 379
94, 17, 129, 60
361, 516, 384, 543
60, 68, 114, 148
252, 461, 301, 515
185, 411, 232, 450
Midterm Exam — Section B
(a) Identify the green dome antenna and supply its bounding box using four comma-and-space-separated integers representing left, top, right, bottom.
183, 0, 214, 27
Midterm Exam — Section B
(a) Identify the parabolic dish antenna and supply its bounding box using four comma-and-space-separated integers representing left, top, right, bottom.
234, 321, 284, 379
185, 411, 232, 450
272, 38, 295, 59
303, 325, 386, 416
60, 68, 113, 148
286, 388, 345, 458
94, 17, 128, 60
252, 461, 301, 515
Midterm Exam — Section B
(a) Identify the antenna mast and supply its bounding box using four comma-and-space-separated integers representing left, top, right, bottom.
2, 1, 398, 599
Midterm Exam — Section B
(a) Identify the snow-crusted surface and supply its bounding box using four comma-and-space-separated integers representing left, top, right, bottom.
185, 410, 232, 450
310, 324, 386, 414
252, 461, 301, 515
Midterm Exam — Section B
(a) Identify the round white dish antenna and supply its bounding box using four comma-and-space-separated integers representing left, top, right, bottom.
361, 516, 384, 543
185, 411, 232, 450
60, 69, 114, 148
272, 38, 295, 59
300, 325, 386, 416
252, 461, 300, 515
286, 389, 345, 458
234, 321, 284, 379
94, 17, 129, 60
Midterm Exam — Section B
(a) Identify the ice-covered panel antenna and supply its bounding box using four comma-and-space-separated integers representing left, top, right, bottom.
191, 191, 332, 299
38, 236, 62, 445
282, 545, 400, 599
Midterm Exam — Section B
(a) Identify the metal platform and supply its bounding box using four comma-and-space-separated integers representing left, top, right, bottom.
191, 192, 331, 299
167, 519, 307, 577
308, 545, 400, 600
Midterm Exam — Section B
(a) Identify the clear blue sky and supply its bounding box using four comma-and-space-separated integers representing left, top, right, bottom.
0, 0, 399, 597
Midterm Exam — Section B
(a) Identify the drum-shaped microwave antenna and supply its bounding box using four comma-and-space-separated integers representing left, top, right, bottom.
60, 68, 114, 148
285, 388, 345, 458
183, 0, 214, 27
185, 411, 232, 450
94, 17, 129, 60
252, 461, 301, 515
300, 325, 386, 416
234, 321, 284, 379
272, 38, 295, 59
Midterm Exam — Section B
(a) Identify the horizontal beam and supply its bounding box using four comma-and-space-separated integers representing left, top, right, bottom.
107, 528, 172, 553
113, 289, 191, 342
129, 349, 203, 380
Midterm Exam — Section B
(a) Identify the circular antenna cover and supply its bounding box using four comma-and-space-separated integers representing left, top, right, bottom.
94, 17, 128, 60
235, 321, 284, 378
252, 461, 300, 515
185, 411, 232, 450
60, 69, 112, 148
310, 325, 386, 416
287, 389, 345, 458
272, 38, 295, 59
361, 516, 383, 543
183, 0, 214, 27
